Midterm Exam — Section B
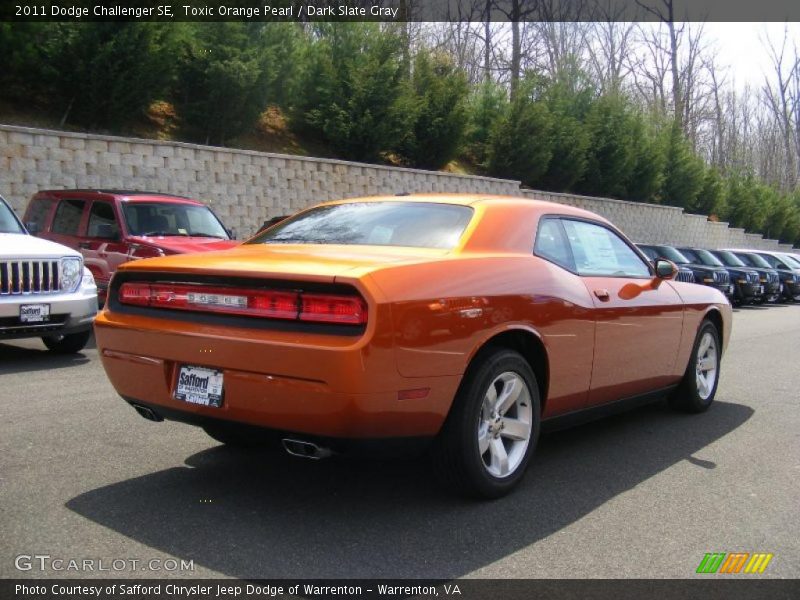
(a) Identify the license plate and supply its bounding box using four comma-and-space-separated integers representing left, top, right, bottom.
729, 285, 734, 294
175, 365, 224, 407
19, 304, 50, 323
759, 285, 764, 294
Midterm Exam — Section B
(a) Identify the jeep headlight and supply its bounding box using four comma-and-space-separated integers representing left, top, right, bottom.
59, 257, 82, 292
81, 266, 95, 288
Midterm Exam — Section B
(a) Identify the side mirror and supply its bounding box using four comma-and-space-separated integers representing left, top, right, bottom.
95, 223, 118, 240
226, 227, 237, 240
655, 258, 677, 279
25, 221, 40, 234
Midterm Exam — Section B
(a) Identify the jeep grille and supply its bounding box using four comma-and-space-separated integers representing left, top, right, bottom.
0, 260, 61, 295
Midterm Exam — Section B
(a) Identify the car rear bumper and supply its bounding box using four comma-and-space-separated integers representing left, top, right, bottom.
123, 397, 435, 457
94, 311, 460, 440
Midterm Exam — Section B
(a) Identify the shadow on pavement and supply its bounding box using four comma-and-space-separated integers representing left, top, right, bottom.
66, 400, 753, 579
0, 336, 94, 374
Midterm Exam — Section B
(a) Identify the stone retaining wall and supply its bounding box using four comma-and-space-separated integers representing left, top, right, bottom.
1, 124, 796, 250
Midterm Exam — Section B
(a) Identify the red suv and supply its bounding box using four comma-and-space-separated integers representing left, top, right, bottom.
23, 190, 238, 300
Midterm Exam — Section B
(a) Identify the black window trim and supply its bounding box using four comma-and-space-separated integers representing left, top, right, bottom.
534, 214, 655, 279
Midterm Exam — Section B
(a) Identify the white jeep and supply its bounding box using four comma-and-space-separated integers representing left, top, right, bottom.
1, 194, 97, 353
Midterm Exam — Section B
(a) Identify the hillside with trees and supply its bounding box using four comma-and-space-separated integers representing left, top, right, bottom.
1, 6, 799, 245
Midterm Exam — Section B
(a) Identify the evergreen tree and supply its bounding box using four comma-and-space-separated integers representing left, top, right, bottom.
293, 23, 405, 162
577, 94, 638, 198
33, 23, 180, 130
175, 23, 295, 145
395, 50, 469, 169
486, 79, 554, 186
463, 81, 508, 166
660, 124, 706, 209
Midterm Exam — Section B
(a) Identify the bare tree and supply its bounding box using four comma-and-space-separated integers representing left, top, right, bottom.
761, 26, 800, 189
583, 9, 637, 95
493, 0, 539, 98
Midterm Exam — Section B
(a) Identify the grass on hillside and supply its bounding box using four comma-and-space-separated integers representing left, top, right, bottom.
1, 100, 485, 176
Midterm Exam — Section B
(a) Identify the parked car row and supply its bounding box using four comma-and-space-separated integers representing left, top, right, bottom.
637, 243, 800, 306
1, 188, 255, 353
22, 189, 239, 302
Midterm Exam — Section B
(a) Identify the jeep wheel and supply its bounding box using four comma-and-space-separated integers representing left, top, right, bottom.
42, 330, 91, 354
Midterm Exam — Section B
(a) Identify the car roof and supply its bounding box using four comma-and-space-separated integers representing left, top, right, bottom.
36, 190, 204, 205
723, 248, 791, 258
321, 193, 609, 219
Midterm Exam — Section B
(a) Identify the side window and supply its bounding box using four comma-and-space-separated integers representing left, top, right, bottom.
87, 202, 120, 239
534, 218, 575, 271
562, 219, 651, 278
52, 199, 86, 236
26, 199, 51, 230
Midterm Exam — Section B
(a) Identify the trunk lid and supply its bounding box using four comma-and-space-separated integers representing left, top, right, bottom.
119, 243, 450, 283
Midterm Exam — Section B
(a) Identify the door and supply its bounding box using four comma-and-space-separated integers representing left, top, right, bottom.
561, 219, 684, 406
84, 200, 129, 294
45, 198, 87, 250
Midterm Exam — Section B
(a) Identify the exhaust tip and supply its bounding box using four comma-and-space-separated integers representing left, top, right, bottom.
130, 403, 163, 422
282, 438, 332, 460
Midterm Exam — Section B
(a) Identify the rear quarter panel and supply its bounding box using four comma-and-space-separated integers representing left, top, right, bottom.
365, 254, 597, 418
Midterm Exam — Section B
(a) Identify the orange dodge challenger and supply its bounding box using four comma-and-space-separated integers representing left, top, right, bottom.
95, 194, 731, 498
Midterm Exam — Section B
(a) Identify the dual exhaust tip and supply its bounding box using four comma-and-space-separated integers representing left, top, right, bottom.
281, 438, 333, 460
129, 403, 332, 459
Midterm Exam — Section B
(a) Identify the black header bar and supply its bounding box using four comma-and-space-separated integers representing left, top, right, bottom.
2, 0, 800, 23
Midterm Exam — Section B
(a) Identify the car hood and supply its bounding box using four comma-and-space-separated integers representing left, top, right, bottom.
746, 267, 777, 277
725, 266, 758, 276
686, 264, 726, 274
0, 233, 81, 259
118, 243, 451, 283
128, 236, 239, 254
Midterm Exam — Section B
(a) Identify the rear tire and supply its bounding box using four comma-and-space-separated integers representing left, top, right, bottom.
432, 348, 540, 499
42, 330, 91, 354
669, 320, 721, 413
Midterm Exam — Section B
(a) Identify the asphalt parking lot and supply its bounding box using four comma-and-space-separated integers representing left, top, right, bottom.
1, 304, 798, 580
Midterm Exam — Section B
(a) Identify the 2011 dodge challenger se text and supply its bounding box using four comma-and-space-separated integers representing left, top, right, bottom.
94, 195, 731, 498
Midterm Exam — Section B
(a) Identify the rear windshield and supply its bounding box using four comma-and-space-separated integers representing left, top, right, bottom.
248, 202, 474, 249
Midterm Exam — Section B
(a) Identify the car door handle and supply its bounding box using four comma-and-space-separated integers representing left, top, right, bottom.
78, 242, 90, 249
593, 289, 610, 300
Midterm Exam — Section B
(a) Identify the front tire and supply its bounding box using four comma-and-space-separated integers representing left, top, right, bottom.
42, 330, 91, 354
432, 348, 541, 499
669, 320, 721, 413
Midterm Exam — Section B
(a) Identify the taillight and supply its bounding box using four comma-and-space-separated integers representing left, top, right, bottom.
117, 282, 367, 325
300, 293, 368, 324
